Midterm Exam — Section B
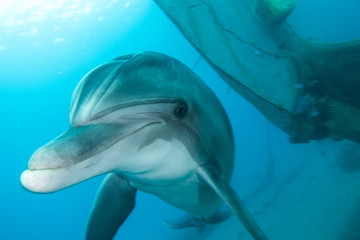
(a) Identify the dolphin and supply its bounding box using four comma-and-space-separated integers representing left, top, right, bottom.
21, 52, 268, 240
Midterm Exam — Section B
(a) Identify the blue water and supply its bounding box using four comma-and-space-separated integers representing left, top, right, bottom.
1, 0, 360, 239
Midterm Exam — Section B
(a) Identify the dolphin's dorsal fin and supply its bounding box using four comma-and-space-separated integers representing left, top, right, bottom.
196, 165, 269, 240
86, 173, 137, 240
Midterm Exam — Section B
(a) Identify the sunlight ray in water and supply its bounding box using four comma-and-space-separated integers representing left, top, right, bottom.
0, 0, 151, 86
0, 0, 150, 40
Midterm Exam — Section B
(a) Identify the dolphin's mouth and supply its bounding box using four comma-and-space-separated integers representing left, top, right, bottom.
28, 121, 160, 170
21, 100, 186, 193
21, 121, 161, 193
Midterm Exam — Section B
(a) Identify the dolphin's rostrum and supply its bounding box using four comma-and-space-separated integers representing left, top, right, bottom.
21, 52, 268, 240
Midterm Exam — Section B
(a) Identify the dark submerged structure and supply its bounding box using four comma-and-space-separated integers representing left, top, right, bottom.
154, 0, 360, 143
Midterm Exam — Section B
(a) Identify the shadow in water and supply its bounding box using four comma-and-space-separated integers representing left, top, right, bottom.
336, 141, 360, 173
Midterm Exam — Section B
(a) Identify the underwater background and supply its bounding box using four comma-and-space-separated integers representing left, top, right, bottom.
1, 0, 360, 239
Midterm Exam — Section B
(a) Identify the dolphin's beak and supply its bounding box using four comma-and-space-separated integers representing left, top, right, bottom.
21, 120, 158, 193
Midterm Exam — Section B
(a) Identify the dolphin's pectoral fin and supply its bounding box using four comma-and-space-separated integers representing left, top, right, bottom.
207, 205, 232, 223
164, 206, 231, 233
196, 165, 269, 240
86, 173, 137, 240
164, 215, 205, 232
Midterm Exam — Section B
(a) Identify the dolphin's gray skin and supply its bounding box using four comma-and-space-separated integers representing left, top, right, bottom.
21, 52, 268, 240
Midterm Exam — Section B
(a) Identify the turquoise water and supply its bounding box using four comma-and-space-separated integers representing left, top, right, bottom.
1, 0, 360, 239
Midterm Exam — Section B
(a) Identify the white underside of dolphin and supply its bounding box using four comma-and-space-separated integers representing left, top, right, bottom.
21, 52, 268, 240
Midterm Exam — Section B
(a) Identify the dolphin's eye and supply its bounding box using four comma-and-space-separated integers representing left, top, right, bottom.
174, 102, 188, 118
